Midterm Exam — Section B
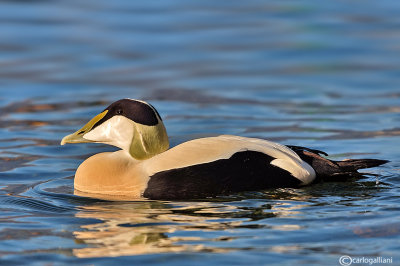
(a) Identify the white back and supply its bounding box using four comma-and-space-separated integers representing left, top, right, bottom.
143, 135, 316, 185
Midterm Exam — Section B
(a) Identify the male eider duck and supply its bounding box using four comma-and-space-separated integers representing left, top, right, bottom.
61, 99, 388, 200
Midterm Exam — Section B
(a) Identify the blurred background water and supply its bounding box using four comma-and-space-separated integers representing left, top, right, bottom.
0, 0, 399, 265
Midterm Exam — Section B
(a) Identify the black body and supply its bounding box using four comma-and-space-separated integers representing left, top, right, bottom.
143, 151, 301, 200
143, 147, 388, 200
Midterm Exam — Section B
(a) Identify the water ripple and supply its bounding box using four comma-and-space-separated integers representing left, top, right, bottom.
0, 195, 75, 214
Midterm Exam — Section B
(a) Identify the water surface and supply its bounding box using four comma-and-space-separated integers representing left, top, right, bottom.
0, 1, 399, 265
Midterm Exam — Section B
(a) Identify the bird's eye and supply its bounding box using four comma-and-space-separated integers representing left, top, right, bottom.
116, 109, 123, 115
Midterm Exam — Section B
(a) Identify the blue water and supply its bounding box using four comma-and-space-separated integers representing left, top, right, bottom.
0, 1, 399, 265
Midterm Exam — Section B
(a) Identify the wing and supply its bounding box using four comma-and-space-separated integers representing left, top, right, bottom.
143, 150, 303, 199
141, 135, 316, 199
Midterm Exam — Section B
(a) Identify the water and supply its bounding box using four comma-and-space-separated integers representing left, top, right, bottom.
1, 1, 399, 265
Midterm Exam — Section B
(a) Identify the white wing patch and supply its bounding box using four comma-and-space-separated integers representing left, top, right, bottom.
270, 159, 315, 185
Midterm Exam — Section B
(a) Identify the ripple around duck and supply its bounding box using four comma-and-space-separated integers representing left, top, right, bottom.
0, 195, 75, 214
29, 178, 111, 207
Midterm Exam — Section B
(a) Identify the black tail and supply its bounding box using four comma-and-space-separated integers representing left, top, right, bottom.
287, 145, 389, 181
335, 159, 389, 172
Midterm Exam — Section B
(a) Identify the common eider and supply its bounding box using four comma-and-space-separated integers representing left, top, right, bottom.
61, 99, 388, 200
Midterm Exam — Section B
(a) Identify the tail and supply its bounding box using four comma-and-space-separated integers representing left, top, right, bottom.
287, 145, 389, 181
335, 159, 389, 172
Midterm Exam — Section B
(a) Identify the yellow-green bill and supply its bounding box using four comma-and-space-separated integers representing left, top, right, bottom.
60, 110, 108, 145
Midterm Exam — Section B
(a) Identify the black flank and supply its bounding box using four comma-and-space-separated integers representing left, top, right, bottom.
143, 151, 301, 200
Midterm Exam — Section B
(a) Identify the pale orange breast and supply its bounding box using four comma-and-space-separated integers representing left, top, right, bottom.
74, 151, 149, 198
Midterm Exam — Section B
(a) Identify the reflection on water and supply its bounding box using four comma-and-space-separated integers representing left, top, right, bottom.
73, 201, 229, 257
74, 202, 181, 257
0, 0, 399, 264
352, 222, 400, 238
72, 194, 312, 258
71, 183, 400, 259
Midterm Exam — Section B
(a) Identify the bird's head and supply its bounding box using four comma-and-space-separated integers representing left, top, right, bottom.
61, 99, 169, 160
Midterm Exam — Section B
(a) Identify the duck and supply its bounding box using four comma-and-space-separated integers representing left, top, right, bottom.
61, 98, 388, 200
